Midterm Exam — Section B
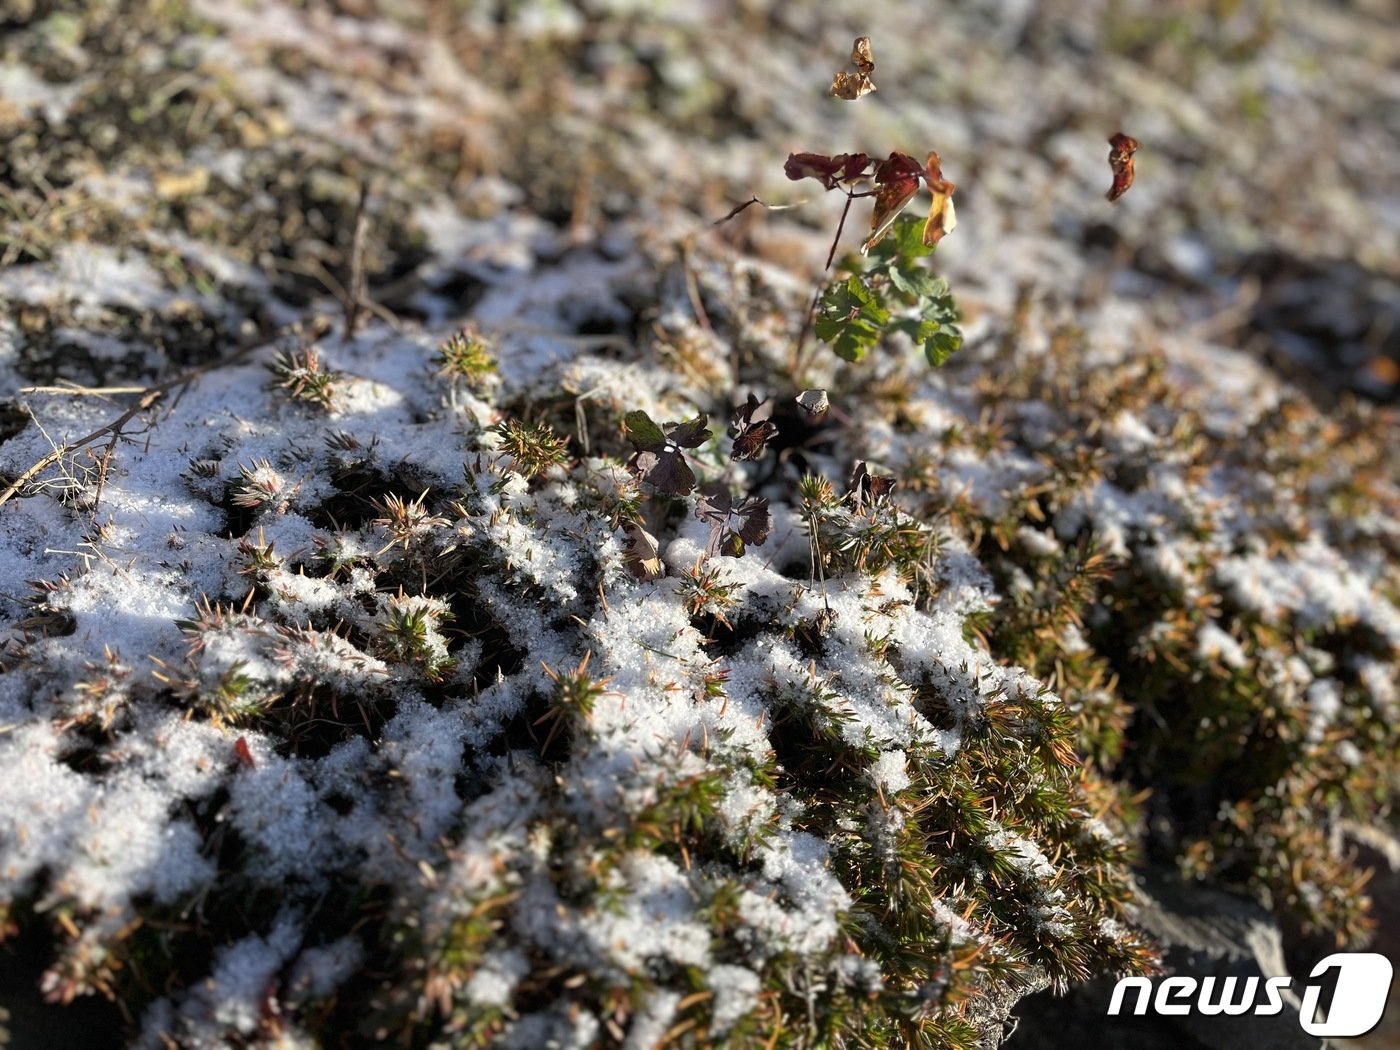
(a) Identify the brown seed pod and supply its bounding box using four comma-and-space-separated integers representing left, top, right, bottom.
831, 36, 877, 100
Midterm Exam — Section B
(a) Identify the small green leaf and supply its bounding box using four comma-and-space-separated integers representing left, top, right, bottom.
815, 314, 879, 362
815, 270, 893, 362
888, 316, 929, 342
624, 410, 666, 451
813, 214, 962, 368
889, 265, 942, 300
867, 215, 932, 263
924, 329, 962, 367
842, 274, 877, 307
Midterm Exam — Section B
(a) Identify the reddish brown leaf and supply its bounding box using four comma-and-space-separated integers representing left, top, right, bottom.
696, 484, 771, 558
629, 448, 697, 497
733, 496, 771, 547
785, 152, 836, 187
784, 152, 872, 190
849, 461, 896, 509
730, 394, 778, 461
1107, 132, 1140, 202
234, 736, 256, 769
665, 415, 711, 450
624, 412, 710, 497
922, 151, 957, 247
862, 152, 924, 254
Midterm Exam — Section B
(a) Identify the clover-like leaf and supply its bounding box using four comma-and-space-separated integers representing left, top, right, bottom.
630, 448, 696, 497
861, 152, 925, 255
623, 410, 667, 451
665, 414, 711, 449
888, 264, 942, 300
815, 275, 889, 363
696, 483, 771, 558
730, 394, 778, 461
696, 484, 733, 557
849, 461, 896, 510
733, 495, 771, 547
695, 482, 731, 524
625, 411, 710, 497
923, 328, 962, 368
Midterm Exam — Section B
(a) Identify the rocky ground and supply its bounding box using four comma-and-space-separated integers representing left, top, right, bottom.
0, 1, 1397, 1047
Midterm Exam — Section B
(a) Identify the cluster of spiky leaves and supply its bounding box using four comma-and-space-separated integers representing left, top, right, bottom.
622, 399, 776, 565
435, 327, 500, 392
5, 207, 1398, 1046
891, 314, 1400, 950
268, 344, 340, 410
1, 235, 1183, 1047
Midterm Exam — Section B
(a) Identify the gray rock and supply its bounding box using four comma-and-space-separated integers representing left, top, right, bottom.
969, 966, 1051, 1049
1009, 868, 1325, 1050
1330, 823, 1400, 1050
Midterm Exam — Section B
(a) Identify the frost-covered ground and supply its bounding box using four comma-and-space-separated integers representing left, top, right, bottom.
0, 1, 1397, 1047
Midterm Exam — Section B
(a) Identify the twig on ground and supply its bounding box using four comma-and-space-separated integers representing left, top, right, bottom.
679, 239, 714, 335
19, 384, 149, 397
270, 254, 399, 332
0, 341, 266, 511
343, 179, 371, 342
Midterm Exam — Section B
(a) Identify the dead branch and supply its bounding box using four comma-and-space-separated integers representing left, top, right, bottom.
712, 195, 807, 225
0, 341, 264, 511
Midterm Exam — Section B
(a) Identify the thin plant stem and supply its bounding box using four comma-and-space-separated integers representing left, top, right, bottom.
792, 186, 869, 380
